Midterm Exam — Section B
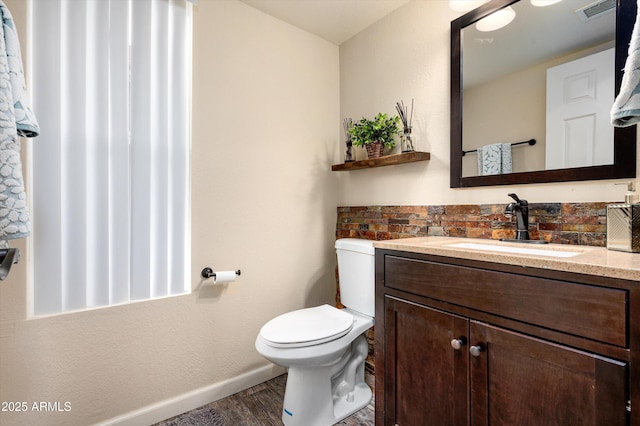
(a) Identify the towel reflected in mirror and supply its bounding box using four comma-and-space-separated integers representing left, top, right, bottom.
477, 143, 512, 175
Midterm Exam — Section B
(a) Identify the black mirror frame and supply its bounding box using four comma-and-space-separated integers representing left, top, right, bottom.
450, 0, 637, 188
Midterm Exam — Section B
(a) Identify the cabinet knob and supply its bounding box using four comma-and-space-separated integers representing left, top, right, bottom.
469, 345, 483, 357
450, 337, 466, 350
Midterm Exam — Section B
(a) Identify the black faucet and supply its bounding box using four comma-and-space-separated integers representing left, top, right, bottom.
505, 193, 529, 240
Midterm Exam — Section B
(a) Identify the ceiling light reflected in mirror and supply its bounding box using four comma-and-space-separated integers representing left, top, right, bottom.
475, 6, 516, 31
530, 0, 562, 6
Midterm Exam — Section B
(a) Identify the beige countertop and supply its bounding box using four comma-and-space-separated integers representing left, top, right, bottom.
373, 236, 640, 282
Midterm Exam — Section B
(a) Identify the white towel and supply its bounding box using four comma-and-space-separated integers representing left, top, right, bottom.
611, 0, 640, 127
0, 1, 39, 240
477, 143, 512, 175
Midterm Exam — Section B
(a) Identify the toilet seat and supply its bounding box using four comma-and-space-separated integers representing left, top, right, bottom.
259, 304, 354, 348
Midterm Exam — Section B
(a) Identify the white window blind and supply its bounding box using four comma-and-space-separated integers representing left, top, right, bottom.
30, 0, 192, 315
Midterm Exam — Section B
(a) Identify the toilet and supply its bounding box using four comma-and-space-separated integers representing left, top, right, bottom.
255, 238, 375, 426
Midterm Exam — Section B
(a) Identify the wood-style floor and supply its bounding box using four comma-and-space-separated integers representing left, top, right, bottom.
159, 373, 374, 425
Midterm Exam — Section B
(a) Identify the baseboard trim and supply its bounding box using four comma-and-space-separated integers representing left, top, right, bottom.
97, 364, 286, 426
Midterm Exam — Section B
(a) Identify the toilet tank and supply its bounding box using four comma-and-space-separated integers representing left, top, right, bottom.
335, 238, 375, 317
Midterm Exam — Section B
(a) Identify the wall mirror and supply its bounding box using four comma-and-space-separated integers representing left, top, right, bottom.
450, 0, 637, 188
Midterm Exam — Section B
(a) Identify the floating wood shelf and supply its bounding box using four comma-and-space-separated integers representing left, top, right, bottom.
331, 151, 430, 171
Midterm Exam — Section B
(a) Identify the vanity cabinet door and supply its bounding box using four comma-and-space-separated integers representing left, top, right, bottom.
469, 321, 628, 426
383, 296, 469, 426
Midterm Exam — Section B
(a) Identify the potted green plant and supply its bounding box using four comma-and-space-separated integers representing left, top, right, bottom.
348, 113, 400, 158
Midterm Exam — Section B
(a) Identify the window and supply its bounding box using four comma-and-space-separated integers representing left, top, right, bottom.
30, 0, 192, 315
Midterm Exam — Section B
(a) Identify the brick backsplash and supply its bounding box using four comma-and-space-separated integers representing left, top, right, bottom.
335, 201, 614, 375
336, 201, 611, 246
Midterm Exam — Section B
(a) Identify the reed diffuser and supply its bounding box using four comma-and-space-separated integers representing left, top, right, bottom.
343, 118, 354, 162
396, 99, 414, 152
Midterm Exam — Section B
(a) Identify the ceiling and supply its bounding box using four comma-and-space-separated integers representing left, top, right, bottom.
236, 0, 617, 84
238, 0, 412, 45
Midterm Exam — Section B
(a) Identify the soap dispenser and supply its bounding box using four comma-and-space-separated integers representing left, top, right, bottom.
607, 181, 640, 252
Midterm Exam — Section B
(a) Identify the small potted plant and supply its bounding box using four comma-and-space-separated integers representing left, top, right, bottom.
348, 113, 400, 159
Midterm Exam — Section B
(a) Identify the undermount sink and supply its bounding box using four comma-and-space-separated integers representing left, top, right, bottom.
445, 242, 583, 258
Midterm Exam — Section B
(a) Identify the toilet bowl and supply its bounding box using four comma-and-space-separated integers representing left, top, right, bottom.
255, 238, 375, 426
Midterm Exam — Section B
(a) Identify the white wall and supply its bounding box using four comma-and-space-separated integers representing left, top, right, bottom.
0, 1, 340, 424
338, 0, 640, 207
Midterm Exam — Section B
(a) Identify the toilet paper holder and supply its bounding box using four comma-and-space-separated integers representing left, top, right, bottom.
201, 267, 241, 279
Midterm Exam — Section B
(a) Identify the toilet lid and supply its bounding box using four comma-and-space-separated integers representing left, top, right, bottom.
260, 304, 354, 347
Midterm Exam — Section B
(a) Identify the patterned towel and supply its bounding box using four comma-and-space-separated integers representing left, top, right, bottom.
0, 1, 39, 240
611, 0, 640, 127
477, 143, 511, 175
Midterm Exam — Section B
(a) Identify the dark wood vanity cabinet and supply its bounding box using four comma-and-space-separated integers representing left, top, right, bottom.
375, 249, 638, 426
